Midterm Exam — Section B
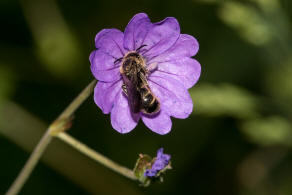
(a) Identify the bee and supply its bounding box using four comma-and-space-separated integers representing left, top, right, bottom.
119, 51, 160, 115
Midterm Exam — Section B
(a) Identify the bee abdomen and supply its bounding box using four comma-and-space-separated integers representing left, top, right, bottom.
141, 93, 154, 107
142, 99, 160, 114
140, 85, 160, 114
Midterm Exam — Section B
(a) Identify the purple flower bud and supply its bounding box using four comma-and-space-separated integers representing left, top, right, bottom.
144, 148, 171, 177
90, 13, 201, 134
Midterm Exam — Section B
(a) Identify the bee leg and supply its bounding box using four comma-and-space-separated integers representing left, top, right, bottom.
147, 62, 158, 73
139, 72, 148, 85
114, 57, 123, 65
122, 84, 128, 96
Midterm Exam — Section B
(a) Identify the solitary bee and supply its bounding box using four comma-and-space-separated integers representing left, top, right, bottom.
118, 51, 160, 115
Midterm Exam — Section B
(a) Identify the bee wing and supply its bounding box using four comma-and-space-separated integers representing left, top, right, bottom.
122, 74, 141, 113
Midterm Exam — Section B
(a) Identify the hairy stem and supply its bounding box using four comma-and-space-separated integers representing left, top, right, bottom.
6, 80, 97, 195
57, 132, 136, 180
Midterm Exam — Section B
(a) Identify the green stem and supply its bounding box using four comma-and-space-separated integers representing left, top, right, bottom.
6, 80, 97, 195
56, 132, 136, 180
6, 130, 52, 195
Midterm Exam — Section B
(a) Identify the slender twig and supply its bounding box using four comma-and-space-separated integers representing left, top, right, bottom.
56, 132, 136, 180
6, 80, 97, 195
6, 130, 52, 195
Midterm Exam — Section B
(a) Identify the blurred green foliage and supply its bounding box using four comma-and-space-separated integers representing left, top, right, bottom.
241, 116, 292, 146
265, 57, 292, 108
190, 83, 259, 118
0, 66, 14, 107
0, 0, 292, 194
20, 0, 82, 79
219, 1, 273, 46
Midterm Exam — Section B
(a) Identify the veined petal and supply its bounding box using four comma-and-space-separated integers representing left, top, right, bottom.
142, 111, 172, 135
95, 29, 125, 58
111, 92, 140, 133
123, 13, 152, 51
90, 50, 121, 82
148, 34, 199, 63
148, 74, 193, 119
94, 80, 123, 114
142, 17, 180, 58
123, 13, 180, 58
154, 58, 201, 89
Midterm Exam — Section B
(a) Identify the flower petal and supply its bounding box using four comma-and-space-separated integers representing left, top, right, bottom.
142, 111, 172, 135
90, 50, 121, 82
141, 17, 180, 59
123, 13, 152, 51
157, 148, 171, 162
123, 14, 180, 58
148, 74, 193, 119
111, 92, 140, 133
148, 34, 199, 63
94, 80, 122, 114
154, 58, 201, 89
95, 29, 125, 58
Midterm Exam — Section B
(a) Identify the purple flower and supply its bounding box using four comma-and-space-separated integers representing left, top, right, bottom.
90, 13, 201, 134
144, 148, 171, 177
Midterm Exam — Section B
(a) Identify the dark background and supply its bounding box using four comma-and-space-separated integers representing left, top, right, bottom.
1, 0, 292, 194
